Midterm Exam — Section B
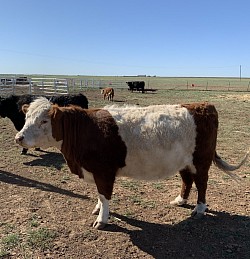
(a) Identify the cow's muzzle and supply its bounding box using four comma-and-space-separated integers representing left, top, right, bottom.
15, 134, 24, 145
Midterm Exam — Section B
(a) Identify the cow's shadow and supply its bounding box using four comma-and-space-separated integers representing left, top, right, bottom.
113, 100, 125, 103
0, 170, 88, 200
106, 211, 250, 258
23, 150, 65, 170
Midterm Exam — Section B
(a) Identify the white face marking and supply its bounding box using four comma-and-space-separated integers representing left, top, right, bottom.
106, 104, 197, 180
15, 97, 61, 149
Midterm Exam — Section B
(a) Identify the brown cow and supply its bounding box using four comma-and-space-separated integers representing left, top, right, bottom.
15, 98, 249, 229
101, 87, 114, 101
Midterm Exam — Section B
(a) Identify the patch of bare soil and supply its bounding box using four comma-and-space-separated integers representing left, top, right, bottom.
0, 90, 249, 258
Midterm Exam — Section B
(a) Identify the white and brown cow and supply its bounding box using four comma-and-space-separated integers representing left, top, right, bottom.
101, 87, 114, 101
15, 97, 248, 229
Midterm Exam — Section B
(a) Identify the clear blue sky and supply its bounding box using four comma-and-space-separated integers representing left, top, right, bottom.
1, 0, 250, 77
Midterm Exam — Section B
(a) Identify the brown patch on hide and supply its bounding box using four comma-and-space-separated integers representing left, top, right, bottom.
49, 105, 127, 200
50, 105, 64, 141
180, 102, 219, 204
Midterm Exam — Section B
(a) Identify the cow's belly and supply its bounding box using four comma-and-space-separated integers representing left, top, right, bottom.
117, 142, 195, 180
106, 104, 197, 180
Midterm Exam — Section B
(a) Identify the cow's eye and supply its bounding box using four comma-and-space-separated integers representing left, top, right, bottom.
41, 120, 48, 125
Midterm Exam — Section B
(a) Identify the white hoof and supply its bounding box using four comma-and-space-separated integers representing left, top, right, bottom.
92, 194, 109, 229
170, 195, 187, 206
191, 203, 207, 218
93, 220, 107, 230
92, 207, 100, 215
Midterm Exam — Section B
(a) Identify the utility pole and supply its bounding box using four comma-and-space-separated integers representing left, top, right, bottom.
240, 65, 241, 81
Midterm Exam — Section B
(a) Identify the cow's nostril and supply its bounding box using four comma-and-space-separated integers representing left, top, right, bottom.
16, 135, 24, 142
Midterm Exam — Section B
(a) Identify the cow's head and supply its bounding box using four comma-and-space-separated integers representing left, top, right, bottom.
15, 97, 62, 149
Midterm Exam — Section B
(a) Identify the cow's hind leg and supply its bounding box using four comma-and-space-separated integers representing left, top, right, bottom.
170, 168, 194, 206
191, 165, 209, 219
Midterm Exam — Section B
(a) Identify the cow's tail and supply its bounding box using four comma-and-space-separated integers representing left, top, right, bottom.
213, 150, 249, 182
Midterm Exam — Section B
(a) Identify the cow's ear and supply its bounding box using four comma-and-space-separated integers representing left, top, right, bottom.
50, 106, 64, 141
22, 104, 30, 114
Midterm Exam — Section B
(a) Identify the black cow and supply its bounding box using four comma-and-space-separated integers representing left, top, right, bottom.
126, 81, 145, 93
0, 93, 88, 154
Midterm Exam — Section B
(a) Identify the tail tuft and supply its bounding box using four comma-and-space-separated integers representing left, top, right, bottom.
213, 150, 249, 182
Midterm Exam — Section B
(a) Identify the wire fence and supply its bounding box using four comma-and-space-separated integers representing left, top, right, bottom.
0, 75, 250, 96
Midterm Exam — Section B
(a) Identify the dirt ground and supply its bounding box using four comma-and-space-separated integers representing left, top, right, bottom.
0, 89, 249, 258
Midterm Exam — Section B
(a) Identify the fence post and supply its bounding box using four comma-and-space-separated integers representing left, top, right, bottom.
12, 77, 15, 94
248, 82, 250, 91
54, 79, 56, 93
66, 79, 69, 94
29, 78, 32, 94
186, 81, 188, 90
228, 82, 230, 91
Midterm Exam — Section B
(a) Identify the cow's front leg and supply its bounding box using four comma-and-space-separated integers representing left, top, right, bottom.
21, 148, 28, 155
92, 198, 101, 215
170, 194, 187, 206
92, 170, 115, 229
93, 194, 109, 230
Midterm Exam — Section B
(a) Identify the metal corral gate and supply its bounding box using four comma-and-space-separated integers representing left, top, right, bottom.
0, 77, 70, 96
31, 78, 69, 95
0, 77, 17, 96
0, 76, 112, 96
0, 76, 128, 96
